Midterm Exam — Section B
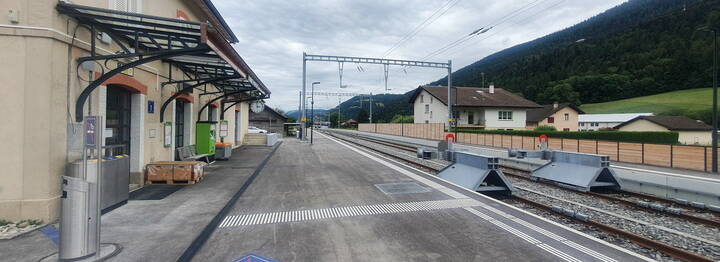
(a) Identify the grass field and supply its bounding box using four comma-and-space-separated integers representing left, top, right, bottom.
580, 88, 713, 114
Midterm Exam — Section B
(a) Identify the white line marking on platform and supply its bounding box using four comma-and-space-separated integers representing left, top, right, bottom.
220, 198, 481, 228
321, 131, 650, 262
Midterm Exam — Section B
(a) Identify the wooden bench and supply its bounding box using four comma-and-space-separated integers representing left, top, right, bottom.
176, 145, 212, 163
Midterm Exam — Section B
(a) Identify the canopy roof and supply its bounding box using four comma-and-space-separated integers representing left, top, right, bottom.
57, 2, 270, 121
57, 2, 269, 95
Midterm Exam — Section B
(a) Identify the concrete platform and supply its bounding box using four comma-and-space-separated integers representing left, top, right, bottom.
336, 129, 720, 206
0, 145, 276, 262
192, 132, 650, 262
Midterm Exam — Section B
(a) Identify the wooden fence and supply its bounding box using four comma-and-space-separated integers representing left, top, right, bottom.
358, 123, 717, 172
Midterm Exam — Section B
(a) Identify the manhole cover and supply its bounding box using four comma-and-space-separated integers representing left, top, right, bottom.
375, 182, 431, 195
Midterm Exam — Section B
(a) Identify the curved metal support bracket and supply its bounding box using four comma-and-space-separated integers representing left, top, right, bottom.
158, 75, 241, 123
197, 91, 247, 121
220, 101, 241, 120
75, 46, 211, 121
217, 95, 268, 120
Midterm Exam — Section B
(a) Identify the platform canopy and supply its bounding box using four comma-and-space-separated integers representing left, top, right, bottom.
57, 2, 270, 121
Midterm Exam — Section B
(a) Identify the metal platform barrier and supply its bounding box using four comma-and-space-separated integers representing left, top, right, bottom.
529, 151, 622, 192
436, 151, 515, 195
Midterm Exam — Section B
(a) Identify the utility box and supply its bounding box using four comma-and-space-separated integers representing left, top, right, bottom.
195, 121, 216, 156
215, 143, 232, 160
59, 176, 98, 260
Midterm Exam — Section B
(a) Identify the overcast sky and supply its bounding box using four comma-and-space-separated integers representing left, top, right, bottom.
214, 0, 627, 112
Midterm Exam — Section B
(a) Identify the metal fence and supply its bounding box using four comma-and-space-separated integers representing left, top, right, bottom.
358, 123, 716, 172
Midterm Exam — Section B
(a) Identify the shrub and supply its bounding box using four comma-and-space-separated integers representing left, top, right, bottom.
534, 125, 557, 132
453, 129, 678, 144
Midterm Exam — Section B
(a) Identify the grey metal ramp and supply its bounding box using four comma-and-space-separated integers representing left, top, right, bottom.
437, 151, 515, 195
533, 151, 622, 192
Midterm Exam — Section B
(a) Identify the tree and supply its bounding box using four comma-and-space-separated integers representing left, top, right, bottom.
357, 109, 369, 123
537, 83, 581, 105
328, 112, 339, 128
390, 115, 414, 123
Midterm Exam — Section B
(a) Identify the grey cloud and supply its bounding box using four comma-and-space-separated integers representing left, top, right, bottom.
214, 0, 627, 111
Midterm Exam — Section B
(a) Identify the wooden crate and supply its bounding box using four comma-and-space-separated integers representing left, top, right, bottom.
146, 161, 205, 185
146, 162, 174, 182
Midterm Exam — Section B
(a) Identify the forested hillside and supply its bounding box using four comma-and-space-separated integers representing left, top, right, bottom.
328, 0, 720, 123
433, 0, 720, 106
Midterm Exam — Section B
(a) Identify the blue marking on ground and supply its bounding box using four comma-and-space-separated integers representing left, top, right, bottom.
39, 225, 59, 245
231, 253, 278, 262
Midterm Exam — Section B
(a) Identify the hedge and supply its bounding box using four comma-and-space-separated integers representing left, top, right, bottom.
452, 129, 679, 144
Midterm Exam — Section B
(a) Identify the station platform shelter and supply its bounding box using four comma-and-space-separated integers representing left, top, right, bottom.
0, 0, 271, 223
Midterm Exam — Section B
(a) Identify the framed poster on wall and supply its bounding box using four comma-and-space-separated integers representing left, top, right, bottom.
163, 122, 172, 147
219, 120, 229, 138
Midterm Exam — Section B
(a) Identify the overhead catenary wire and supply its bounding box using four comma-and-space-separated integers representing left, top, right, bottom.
381, 0, 462, 58
419, 0, 552, 61
442, 0, 567, 59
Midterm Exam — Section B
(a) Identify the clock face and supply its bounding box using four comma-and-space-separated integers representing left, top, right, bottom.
251, 101, 265, 113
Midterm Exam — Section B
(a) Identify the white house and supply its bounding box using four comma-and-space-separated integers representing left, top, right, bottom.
578, 113, 653, 131
410, 85, 541, 130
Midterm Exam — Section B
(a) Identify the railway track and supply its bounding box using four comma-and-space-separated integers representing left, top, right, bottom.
343, 131, 720, 224
322, 130, 718, 262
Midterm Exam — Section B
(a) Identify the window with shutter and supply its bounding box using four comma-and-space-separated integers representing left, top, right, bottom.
110, 0, 142, 13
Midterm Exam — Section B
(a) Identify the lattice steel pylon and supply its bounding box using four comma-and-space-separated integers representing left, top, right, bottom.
300, 53, 452, 141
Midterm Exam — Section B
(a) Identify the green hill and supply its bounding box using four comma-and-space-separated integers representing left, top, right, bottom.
432, 0, 720, 105
580, 88, 714, 123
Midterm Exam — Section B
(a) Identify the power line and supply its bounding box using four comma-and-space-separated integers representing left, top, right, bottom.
381, 0, 462, 58
420, 0, 553, 61
443, 0, 566, 58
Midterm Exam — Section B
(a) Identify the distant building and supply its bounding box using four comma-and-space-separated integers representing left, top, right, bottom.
578, 113, 653, 131
409, 85, 541, 130
615, 116, 712, 145
249, 105, 288, 133
342, 119, 358, 128
526, 103, 584, 131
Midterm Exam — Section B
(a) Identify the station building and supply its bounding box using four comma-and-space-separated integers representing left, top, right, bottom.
0, 0, 271, 222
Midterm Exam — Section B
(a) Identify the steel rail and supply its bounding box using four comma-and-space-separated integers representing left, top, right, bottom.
502, 168, 720, 228
513, 196, 714, 262
325, 130, 716, 262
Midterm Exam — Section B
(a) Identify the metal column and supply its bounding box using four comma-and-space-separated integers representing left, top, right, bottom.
447, 60, 453, 131
301, 52, 307, 141
369, 92, 373, 124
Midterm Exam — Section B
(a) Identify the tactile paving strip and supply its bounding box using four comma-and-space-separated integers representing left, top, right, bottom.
219, 198, 479, 228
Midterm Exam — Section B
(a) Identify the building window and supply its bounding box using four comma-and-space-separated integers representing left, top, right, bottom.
581, 123, 585, 126
592, 123, 599, 127
208, 106, 217, 121
563, 128, 570, 132
498, 111, 513, 120
110, 0, 142, 13
425, 120, 429, 124
425, 104, 430, 114
548, 117, 554, 123
106, 86, 132, 155
468, 111, 474, 124
175, 101, 185, 158
430, 111, 433, 119
420, 95, 424, 103
564, 113, 569, 121
430, 97, 433, 103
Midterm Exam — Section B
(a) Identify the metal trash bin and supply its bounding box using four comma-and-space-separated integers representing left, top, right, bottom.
215, 145, 232, 160
59, 176, 98, 260
67, 158, 129, 213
